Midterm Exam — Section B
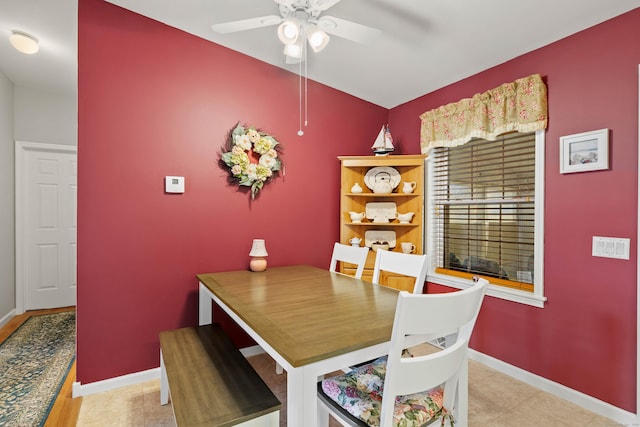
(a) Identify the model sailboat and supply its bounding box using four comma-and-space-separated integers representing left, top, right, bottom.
371, 125, 395, 155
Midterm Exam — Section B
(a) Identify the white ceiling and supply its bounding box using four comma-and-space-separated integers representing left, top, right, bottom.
1, 1, 639, 108
0, 0, 77, 97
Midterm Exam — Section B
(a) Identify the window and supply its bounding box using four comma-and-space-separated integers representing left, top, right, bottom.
427, 130, 546, 307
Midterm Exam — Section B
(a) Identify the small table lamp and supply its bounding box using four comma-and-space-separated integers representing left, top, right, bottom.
249, 239, 268, 272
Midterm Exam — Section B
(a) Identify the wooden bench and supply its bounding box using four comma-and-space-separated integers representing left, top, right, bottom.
159, 324, 281, 427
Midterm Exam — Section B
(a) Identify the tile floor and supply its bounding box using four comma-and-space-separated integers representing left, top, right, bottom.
76, 352, 623, 427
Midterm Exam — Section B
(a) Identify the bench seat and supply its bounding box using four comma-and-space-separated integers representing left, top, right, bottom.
159, 324, 281, 427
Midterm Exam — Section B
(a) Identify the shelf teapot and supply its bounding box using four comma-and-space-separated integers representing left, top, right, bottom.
349, 237, 362, 246
372, 180, 393, 194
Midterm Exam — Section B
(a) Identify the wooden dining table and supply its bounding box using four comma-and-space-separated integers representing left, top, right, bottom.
197, 264, 400, 427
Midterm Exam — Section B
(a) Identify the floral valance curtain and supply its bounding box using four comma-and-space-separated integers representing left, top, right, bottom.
419, 74, 548, 154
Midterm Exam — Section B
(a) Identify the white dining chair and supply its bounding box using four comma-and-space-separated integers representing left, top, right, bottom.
329, 242, 369, 279
343, 250, 428, 371
372, 250, 429, 293
322, 279, 488, 427
412, 277, 489, 426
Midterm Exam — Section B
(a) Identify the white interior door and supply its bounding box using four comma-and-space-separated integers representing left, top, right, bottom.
16, 141, 77, 311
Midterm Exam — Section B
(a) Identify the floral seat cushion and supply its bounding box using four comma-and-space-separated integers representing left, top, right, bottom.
320, 356, 447, 427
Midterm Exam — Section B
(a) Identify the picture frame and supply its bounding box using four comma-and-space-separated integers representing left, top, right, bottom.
559, 128, 609, 174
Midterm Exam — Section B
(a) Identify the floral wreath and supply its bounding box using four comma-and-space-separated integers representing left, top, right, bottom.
220, 122, 283, 199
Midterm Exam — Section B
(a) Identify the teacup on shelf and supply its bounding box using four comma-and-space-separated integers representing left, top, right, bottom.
401, 242, 416, 254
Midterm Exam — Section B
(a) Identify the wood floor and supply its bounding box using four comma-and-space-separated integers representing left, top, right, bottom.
0, 307, 81, 427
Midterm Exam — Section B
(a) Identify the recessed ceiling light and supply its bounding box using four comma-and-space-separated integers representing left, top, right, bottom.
10, 30, 39, 55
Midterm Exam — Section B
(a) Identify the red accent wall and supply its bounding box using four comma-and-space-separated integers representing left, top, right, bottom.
390, 9, 639, 412
77, 0, 387, 384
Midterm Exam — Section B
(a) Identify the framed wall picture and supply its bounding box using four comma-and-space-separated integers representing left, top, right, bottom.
559, 128, 609, 174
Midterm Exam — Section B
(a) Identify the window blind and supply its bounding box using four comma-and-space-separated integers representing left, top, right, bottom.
431, 132, 536, 291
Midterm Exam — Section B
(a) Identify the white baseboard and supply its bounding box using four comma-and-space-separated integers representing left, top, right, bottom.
469, 349, 637, 426
72, 345, 266, 398
0, 309, 16, 329
72, 367, 160, 398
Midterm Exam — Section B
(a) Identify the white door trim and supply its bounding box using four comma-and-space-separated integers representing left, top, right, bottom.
15, 141, 77, 314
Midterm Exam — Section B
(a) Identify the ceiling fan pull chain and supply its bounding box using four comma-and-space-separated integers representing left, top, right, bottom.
304, 44, 309, 127
298, 48, 304, 136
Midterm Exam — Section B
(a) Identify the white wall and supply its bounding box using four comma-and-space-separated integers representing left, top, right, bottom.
14, 86, 77, 146
0, 84, 76, 324
0, 72, 15, 324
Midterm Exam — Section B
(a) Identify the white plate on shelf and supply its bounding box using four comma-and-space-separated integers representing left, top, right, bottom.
365, 202, 397, 221
364, 167, 401, 192
364, 230, 396, 248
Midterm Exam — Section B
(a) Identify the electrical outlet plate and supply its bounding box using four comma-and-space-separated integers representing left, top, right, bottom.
592, 236, 630, 260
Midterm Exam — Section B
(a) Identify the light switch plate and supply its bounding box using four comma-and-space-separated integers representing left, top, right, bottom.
592, 236, 630, 260
165, 176, 185, 193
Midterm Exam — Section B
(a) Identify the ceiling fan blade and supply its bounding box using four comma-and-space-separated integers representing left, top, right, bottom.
308, 0, 343, 12
212, 15, 282, 34
316, 15, 381, 44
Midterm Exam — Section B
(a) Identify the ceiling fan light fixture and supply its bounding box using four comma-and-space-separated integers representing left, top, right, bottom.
285, 54, 302, 65
305, 25, 329, 53
277, 19, 300, 44
10, 30, 39, 55
283, 38, 304, 59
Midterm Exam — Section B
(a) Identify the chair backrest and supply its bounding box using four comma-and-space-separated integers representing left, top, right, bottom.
380, 284, 487, 426
402, 278, 488, 344
371, 250, 429, 293
458, 278, 489, 343
329, 242, 369, 279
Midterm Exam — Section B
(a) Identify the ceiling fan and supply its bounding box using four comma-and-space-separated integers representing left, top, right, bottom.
211, 0, 381, 62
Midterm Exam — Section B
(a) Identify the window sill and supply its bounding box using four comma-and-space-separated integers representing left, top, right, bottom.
427, 273, 547, 308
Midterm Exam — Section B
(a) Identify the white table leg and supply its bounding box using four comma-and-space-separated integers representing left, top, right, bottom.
286, 366, 322, 427
303, 367, 321, 427
199, 282, 212, 325
286, 367, 305, 427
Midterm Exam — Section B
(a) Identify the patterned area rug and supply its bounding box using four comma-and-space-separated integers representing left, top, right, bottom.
0, 311, 76, 427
